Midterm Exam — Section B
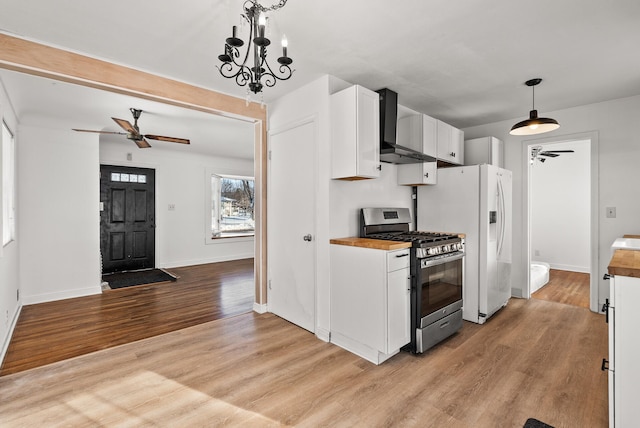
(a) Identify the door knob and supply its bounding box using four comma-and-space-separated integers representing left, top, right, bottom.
303, 234, 313, 242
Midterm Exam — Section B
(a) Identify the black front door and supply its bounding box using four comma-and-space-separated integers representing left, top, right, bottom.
100, 165, 155, 273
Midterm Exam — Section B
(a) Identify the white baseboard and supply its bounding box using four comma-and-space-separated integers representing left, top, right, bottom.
315, 327, 330, 343
547, 263, 590, 274
160, 254, 254, 269
252, 302, 268, 314
22, 286, 102, 305
1, 303, 22, 368
511, 287, 524, 298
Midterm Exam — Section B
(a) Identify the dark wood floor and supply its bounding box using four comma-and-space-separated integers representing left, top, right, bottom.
532, 268, 590, 308
0, 259, 254, 376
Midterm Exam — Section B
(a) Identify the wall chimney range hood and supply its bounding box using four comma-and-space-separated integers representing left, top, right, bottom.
376, 88, 436, 164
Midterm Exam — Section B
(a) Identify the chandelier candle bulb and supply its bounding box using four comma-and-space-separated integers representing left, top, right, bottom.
282, 35, 288, 57
258, 13, 266, 38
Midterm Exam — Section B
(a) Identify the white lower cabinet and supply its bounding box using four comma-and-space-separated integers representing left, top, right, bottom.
606, 275, 640, 427
330, 245, 410, 364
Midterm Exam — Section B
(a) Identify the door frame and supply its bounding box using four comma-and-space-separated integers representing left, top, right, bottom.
0, 34, 268, 307
522, 131, 600, 312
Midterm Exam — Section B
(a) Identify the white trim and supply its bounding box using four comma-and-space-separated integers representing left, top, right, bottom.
160, 254, 255, 269
547, 263, 591, 273
0, 303, 21, 368
22, 286, 101, 305
315, 327, 330, 343
523, 131, 600, 312
252, 302, 267, 314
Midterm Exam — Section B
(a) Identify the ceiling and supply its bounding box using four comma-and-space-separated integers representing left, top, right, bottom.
1, 0, 640, 149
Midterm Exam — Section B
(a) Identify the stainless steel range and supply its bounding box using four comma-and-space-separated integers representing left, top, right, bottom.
360, 207, 464, 353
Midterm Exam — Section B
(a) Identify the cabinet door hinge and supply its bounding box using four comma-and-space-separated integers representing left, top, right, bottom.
268, 150, 272, 160
268, 279, 272, 290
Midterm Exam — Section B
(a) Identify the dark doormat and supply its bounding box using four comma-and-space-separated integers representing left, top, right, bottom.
102, 268, 177, 290
524, 418, 554, 428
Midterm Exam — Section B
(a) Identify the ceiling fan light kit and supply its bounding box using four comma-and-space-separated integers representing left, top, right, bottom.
510, 78, 560, 136
217, 0, 294, 94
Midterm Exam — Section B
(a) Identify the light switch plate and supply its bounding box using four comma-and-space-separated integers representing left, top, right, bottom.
606, 207, 616, 218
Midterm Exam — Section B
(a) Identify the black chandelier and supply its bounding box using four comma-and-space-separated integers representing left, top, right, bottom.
217, 0, 293, 94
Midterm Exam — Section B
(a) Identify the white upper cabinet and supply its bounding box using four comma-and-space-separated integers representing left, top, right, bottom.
331, 85, 380, 180
397, 114, 437, 185
437, 120, 464, 165
464, 136, 504, 167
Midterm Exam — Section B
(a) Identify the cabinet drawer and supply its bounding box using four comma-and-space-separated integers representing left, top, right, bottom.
387, 249, 410, 271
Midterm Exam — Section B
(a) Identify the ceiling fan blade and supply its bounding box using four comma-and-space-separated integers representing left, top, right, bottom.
544, 150, 574, 153
144, 134, 190, 145
539, 152, 559, 157
112, 117, 139, 136
134, 138, 152, 149
72, 129, 127, 135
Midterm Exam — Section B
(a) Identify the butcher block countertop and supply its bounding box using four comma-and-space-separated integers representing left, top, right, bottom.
609, 249, 640, 278
330, 237, 411, 251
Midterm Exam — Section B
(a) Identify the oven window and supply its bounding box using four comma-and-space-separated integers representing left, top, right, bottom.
421, 259, 463, 317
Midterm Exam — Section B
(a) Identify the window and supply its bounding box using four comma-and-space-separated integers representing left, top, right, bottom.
2, 120, 15, 246
210, 174, 255, 238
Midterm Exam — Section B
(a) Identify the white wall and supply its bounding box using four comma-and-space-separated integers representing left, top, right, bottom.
464, 94, 640, 305
330, 165, 412, 237
18, 126, 101, 304
0, 79, 20, 363
531, 140, 590, 272
99, 140, 255, 268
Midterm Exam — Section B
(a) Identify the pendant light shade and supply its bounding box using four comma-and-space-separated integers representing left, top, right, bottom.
510, 78, 559, 136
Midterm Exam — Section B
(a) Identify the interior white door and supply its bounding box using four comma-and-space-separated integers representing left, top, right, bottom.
268, 120, 316, 332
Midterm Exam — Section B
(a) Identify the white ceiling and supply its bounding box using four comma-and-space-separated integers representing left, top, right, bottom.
1, 0, 640, 151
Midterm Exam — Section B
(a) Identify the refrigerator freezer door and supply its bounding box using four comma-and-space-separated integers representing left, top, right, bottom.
485, 166, 512, 320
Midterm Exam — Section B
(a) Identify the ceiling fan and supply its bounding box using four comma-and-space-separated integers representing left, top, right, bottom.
73, 108, 190, 148
531, 146, 574, 163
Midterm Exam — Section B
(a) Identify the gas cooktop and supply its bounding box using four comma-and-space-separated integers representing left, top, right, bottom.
366, 231, 459, 244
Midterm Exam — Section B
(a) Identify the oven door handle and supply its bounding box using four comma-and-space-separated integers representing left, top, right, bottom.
421, 252, 465, 268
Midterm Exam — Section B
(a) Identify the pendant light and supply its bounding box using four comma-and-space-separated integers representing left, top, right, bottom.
510, 78, 560, 136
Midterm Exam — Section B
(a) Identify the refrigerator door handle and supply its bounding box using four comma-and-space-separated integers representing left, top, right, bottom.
497, 178, 505, 257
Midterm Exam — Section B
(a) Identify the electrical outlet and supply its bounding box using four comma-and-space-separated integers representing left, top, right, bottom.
168, 204, 176, 211
606, 207, 616, 218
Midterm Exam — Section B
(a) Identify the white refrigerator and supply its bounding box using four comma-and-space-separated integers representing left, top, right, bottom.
417, 164, 512, 324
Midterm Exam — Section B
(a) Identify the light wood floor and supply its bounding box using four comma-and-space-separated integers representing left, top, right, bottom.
0, 297, 607, 427
0, 259, 254, 376
532, 269, 590, 308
